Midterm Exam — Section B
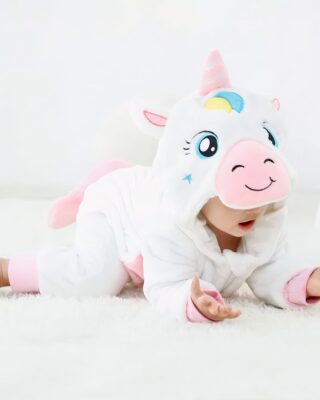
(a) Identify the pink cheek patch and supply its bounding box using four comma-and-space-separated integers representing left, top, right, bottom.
215, 140, 291, 208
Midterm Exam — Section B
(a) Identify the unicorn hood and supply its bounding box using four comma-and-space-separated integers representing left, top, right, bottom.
142, 51, 296, 226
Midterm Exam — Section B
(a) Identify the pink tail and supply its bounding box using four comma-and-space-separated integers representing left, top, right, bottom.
48, 159, 132, 229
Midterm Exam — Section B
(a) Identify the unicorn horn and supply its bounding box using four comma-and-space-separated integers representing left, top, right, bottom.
199, 50, 231, 96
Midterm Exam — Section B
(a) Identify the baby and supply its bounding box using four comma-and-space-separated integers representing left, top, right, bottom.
1, 194, 320, 323
194, 197, 320, 321
1, 50, 320, 323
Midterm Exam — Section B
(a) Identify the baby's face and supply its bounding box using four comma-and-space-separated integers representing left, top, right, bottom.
200, 196, 268, 238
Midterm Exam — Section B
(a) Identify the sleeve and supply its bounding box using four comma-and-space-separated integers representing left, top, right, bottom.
246, 229, 320, 309
141, 226, 224, 323
284, 267, 320, 306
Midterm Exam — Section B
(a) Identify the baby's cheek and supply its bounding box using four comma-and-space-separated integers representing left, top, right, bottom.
228, 212, 244, 227
229, 216, 248, 235
219, 215, 239, 234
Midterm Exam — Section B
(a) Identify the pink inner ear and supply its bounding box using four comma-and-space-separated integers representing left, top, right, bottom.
272, 98, 280, 111
143, 110, 167, 127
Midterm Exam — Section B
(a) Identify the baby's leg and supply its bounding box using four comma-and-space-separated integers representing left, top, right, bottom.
6, 212, 130, 297
0, 258, 9, 287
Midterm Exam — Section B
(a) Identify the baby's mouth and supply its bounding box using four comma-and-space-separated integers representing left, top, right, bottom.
238, 219, 256, 230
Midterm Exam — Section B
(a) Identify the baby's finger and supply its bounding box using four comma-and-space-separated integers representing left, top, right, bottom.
210, 304, 227, 321
215, 304, 229, 318
217, 305, 240, 319
208, 301, 219, 315
191, 276, 203, 298
222, 307, 242, 319
198, 295, 214, 308
227, 309, 241, 319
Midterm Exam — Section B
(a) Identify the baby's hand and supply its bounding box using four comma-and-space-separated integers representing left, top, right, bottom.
306, 267, 320, 297
191, 276, 241, 322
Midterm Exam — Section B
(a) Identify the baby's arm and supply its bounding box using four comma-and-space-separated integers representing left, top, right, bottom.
246, 230, 320, 308
142, 226, 240, 323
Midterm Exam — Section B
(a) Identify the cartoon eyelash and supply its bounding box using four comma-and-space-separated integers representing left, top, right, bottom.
183, 139, 191, 154
262, 121, 279, 147
183, 139, 191, 155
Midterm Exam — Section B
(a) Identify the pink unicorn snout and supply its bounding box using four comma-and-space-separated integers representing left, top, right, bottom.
215, 140, 291, 208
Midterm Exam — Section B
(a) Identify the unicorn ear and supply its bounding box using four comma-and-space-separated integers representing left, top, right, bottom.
272, 98, 281, 111
143, 110, 167, 127
199, 50, 231, 96
129, 97, 175, 140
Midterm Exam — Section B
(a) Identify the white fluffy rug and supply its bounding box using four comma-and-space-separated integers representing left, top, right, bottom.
1, 193, 320, 400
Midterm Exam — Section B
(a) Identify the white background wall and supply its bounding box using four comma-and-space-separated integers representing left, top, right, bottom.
0, 0, 319, 196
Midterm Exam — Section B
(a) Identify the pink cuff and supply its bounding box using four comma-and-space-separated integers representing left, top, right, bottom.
8, 254, 39, 293
283, 268, 320, 307
186, 290, 224, 323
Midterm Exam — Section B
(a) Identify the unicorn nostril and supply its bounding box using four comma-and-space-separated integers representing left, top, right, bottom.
264, 158, 274, 164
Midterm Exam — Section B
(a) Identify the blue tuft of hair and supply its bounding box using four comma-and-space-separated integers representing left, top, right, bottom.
214, 91, 244, 113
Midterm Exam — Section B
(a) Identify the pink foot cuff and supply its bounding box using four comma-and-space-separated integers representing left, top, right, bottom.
8, 254, 39, 293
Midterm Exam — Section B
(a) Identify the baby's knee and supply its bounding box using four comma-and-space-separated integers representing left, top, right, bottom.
66, 263, 130, 298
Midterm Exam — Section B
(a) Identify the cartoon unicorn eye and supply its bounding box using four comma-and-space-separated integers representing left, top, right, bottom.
195, 131, 218, 159
262, 123, 279, 148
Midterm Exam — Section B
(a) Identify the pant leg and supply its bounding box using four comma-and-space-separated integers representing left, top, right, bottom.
9, 211, 130, 297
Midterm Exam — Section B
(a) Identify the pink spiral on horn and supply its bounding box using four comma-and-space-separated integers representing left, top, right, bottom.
199, 50, 231, 96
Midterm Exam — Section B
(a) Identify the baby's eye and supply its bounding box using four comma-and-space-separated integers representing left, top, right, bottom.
195, 131, 218, 159
262, 123, 279, 148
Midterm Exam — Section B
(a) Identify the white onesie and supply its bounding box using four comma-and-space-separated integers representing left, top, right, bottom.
7, 51, 320, 323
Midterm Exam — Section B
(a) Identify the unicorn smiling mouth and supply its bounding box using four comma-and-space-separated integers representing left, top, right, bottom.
245, 177, 277, 192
